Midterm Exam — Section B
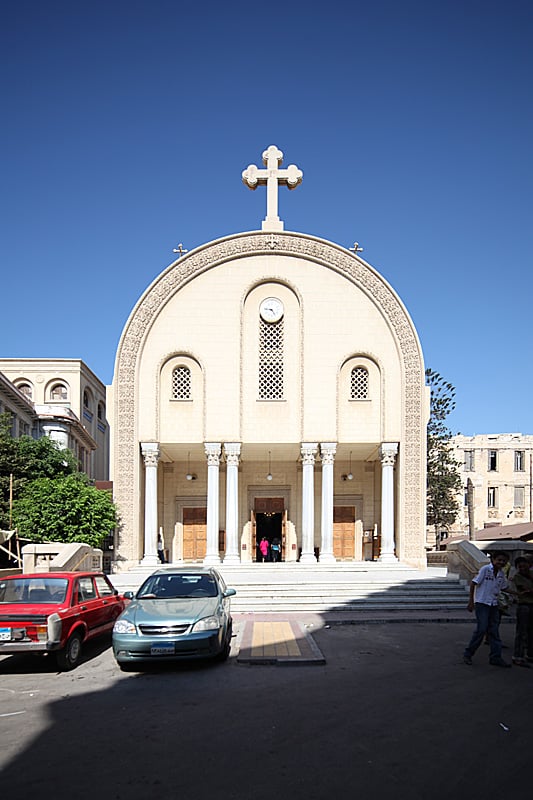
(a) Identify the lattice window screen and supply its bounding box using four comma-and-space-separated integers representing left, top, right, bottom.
350, 367, 368, 399
172, 366, 191, 400
259, 319, 284, 399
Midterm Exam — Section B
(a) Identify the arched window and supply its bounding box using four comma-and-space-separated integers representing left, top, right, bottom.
259, 318, 284, 400
83, 389, 93, 410
172, 366, 191, 400
97, 402, 105, 421
16, 382, 33, 400
350, 367, 368, 400
50, 383, 68, 401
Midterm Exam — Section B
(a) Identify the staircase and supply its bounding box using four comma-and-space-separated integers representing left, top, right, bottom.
109, 562, 470, 620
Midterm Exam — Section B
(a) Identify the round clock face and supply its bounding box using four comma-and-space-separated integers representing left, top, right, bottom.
260, 297, 284, 323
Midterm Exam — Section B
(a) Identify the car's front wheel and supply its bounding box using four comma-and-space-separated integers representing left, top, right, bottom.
56, 632, 83, 671
217, 622, 232, 662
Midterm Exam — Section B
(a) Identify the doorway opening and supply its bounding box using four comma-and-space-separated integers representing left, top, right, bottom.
255, 512, 283, 561
252, 496, 285, 562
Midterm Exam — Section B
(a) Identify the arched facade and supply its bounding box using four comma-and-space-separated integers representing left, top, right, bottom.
110, 230, 429, 570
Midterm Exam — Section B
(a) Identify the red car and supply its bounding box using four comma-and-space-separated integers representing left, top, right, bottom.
0, 572, 125, 670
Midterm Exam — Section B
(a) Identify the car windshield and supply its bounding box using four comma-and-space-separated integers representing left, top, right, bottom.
137, 573, 218, 599
0, 577, 69, 604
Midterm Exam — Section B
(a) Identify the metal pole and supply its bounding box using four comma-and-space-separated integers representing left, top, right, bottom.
9, 472, 13, 529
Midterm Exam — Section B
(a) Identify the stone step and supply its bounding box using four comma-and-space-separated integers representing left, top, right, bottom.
108, 562, 468, 616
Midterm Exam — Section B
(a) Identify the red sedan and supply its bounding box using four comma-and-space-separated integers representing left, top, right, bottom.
0, 572, 125, 670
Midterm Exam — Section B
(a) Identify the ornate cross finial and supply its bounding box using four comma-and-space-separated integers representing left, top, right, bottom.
242, 145, 303, 232
172, 243, 188, 257
350, 242, 364, 255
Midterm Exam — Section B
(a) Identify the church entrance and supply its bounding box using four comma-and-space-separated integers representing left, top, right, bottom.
182, 507, 207, 561
252, 497, 285, 562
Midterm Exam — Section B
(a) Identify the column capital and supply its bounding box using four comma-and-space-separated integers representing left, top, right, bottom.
301, 442, 318, 466
223, 442, 241, 467
141, 442, 160, 467
379, 442, 398, 467
320, 443, 337, 466
204, 442, 222, 466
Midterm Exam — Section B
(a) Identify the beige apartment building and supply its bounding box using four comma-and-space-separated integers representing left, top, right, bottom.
0, 359, 109, 482
109, 145, 430, 571
448, 433, 533, 540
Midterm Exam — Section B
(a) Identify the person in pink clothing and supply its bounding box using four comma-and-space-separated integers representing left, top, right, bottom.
259, 537, 269, 563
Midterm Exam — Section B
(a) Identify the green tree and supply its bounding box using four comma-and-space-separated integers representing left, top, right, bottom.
0, 412, 78, 529
13, 473, 116, 548
426, 369, 462, 545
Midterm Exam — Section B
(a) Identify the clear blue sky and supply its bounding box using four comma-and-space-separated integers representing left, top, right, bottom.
2, 0, 532, 436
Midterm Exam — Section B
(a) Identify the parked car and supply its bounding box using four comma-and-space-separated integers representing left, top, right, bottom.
112, 567, 236, 670
0, 572, 125, 670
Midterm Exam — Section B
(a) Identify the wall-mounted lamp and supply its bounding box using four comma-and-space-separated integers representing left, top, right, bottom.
266, 450, 273, 481
186, 451, 197, 481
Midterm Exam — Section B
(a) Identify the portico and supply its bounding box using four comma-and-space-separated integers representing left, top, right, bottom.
110, 145, 428, 571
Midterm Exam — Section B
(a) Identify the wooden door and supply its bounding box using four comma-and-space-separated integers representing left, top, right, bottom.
182, 507, 207, 561
333, 506, 355, 560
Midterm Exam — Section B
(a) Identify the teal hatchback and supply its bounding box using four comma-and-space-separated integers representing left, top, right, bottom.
112, 567, 236, 670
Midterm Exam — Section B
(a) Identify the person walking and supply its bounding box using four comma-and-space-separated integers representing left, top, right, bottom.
463, 550, 511, 668
511, 556, 533, 667
259, 537, 269, 563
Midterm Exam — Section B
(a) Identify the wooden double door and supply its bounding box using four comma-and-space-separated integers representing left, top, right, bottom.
182, 507, 207, 561
333, 506, 356, 560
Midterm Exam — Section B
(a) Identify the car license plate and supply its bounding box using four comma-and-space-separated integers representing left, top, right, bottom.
0, 628, 12, 641
151, 642, 175, 655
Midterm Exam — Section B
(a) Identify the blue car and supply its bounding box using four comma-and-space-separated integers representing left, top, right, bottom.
112, 567, 236, 670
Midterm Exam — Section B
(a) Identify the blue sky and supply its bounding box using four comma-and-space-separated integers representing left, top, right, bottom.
2, 0, 532, 436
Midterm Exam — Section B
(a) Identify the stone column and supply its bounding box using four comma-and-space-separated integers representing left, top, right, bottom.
204, 443, 221, 565
319, 443, 337, 563
140, 442, 160, 567
378, 443, 399, 563
223, 442, 241, 564
300, 443, 318, 564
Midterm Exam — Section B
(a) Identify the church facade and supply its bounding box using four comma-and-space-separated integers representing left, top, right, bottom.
109, 146, 429, 571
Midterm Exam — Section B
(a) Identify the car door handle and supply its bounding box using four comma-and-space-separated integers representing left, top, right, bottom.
102, 600, 108, 605
80, 605, 87, 610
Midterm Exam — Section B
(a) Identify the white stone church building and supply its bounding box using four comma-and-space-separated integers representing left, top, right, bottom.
109, 146, 429, 571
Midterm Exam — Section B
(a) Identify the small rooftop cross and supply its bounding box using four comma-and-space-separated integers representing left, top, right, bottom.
242, 145, 303, 232
172, 243, 188, 257
350, 242, 364, 255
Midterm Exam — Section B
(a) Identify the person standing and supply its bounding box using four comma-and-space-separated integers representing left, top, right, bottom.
463, 551, 511, 668
511, 556, 533, 667
157, 532, 166, 564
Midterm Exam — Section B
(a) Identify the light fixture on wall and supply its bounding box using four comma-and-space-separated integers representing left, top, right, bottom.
266, 450, 273, 481
186, 451, 197, 481
347, 450, 353, 480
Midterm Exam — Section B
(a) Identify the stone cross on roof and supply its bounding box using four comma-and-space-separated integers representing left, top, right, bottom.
242, 145, 303, 232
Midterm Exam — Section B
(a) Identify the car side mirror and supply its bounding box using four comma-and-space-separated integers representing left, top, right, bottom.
223, 588, 236, 598
123, 591, 134, 600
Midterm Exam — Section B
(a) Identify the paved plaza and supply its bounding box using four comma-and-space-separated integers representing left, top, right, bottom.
1, 616, 531, 800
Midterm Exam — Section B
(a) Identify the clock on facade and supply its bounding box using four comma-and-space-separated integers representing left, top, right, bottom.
259, 297, 284, 323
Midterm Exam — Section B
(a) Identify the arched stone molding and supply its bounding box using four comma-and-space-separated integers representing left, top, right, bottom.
113, 231, 426, 566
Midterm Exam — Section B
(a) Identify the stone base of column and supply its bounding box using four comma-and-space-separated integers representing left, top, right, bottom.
223, 553, 241, 565
203, 554, 221, 566
319, 552, 336, 564
140, 554, 159, 567
378, 552, 398, 563
299, 552, 317, 564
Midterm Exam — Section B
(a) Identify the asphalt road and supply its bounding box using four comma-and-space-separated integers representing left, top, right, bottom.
1, 620, 531, 800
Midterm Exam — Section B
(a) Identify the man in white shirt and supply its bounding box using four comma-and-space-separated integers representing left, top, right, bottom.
463, 551, 511, 668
